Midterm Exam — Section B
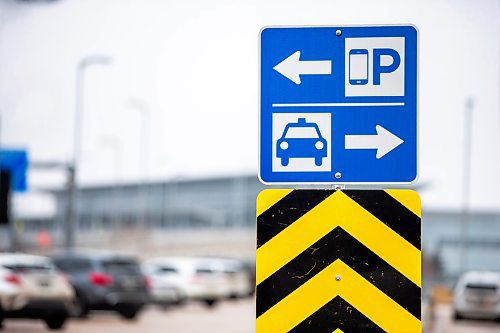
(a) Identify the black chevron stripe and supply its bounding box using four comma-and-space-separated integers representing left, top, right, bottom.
256, 227, 421, 320
345, 190, 421, 250
257, 190, 334, 248
289, 296, 385, 333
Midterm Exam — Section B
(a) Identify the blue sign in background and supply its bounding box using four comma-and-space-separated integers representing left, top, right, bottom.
259, 26, 418, 184
0, 149, 29, 192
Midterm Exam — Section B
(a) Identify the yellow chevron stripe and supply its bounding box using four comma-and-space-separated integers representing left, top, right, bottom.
333, 329, 344, 333
256, 260, 421, 333
385, 189, 422, 218
256, 191, 421, 287
256, 189, 293, 216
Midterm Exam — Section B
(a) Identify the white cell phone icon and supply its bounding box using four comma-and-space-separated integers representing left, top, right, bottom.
349, 49, 369, 85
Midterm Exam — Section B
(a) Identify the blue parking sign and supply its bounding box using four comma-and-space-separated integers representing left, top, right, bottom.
259, 25, 418, 184
0, 149, 29, 192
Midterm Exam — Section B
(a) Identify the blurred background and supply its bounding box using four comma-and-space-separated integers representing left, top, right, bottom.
0, 0, 499, 332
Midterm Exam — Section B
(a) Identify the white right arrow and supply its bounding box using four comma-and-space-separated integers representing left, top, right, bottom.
273, 51, 332, 85
345, 125, 404, 159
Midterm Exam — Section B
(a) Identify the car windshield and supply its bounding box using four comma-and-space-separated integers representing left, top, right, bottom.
157, 266, 178, 274
103, 259, 141, 275
195, 267, 216, 274
3, 263, 55, 273
465, 283, 498, 290
53, 258, 92, 272
284, 126, 319, 139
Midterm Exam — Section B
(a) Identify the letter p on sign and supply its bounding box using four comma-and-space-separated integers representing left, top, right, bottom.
345, 37, 405, 97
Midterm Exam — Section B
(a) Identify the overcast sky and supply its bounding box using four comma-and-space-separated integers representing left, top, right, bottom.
0, 0, 499, 213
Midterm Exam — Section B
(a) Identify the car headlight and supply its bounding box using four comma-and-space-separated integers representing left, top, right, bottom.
315, 141, 324, 149
280, 141, 288, 150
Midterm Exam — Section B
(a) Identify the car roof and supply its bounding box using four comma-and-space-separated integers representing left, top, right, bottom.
459, 271, 500, 284
0, 253, 52, 266
288, 123, 315, 127
52, 249, 137, 261
145, 256, 233, 266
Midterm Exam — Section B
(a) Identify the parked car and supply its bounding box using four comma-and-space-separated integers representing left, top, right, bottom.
0, 265, 27, 315
142, 263, 186, 309
52, 250, 149, 320
237, 259, 255, 297
220, 259, 254, 299
453, 270, 500, 320
144, 257, 232, 308
0, 254, 74, 330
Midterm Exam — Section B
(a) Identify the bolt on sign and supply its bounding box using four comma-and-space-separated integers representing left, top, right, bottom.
256, 189, 421, 332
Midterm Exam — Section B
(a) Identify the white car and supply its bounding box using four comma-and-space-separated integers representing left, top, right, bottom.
142, 262, 186, 309
453, 270, 500, 320
144, 257, 242, 308
0, 265, 27, 313
219, 259, 254, 299
0, 254, 74, 330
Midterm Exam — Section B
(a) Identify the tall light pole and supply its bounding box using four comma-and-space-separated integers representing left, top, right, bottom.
0, 114, 17, 252
459, 97, 474, 273
127, 98, 150, 227
66, 55, 111, 249
100, 137, 123, 231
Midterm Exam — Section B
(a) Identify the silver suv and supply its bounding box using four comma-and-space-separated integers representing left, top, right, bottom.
0, 254, 74, 330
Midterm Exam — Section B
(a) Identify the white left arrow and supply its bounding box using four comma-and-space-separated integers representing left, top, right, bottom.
273, 51, 332, 85
345, 125, 404, 159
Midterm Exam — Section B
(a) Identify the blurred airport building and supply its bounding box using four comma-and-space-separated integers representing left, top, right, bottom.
54, 175, 263, 231
13, 175, 265, 259
10, 174, 500, 284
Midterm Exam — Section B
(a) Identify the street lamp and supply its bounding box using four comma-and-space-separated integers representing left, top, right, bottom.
66, 55, 112, 249
100, 137, 123, 182
127, 98, 150, 227
459, 97, 474, 273
100, 136, 123, 231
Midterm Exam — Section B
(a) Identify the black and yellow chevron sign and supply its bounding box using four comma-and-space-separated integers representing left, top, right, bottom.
256, 189, 421, 333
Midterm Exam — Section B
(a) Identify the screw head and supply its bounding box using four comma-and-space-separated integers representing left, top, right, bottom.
335, 30, 342, 36
335, 172, 342, 179
335, 275, 342, 281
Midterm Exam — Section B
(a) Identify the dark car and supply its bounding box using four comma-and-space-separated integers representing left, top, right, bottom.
52, 251, 149, 320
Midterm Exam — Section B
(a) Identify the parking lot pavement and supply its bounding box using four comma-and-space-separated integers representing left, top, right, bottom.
3, 299, 499, 333
2, 299, 255, 333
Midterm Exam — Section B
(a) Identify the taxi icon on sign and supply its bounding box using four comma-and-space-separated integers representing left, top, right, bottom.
277, 118, 327, 167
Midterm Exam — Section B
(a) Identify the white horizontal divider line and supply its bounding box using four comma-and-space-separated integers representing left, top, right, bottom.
272, 102, 405, 107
